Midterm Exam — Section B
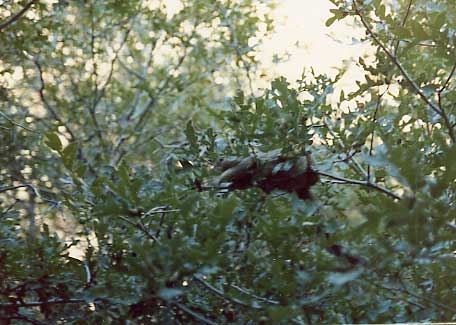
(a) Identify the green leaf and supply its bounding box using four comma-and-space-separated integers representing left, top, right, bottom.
412, 21, 428, 40
117, 162, 130, 186
234, 89, 244, 105
214, 196, 238, 225
62, 142, 78, 169
376, 4, 386, 18
325, 16, 338, 27
45, 131, 62, 152
185, 120, 198, 150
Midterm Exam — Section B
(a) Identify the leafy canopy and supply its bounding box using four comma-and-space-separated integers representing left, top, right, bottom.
1, 0, 456, 323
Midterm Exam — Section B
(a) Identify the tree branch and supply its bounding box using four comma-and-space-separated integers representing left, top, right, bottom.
0, 298, 85, 308
0, 0, 37, 31
230, 284, 279, 305
0, 183, 60, 206
172, 302, 217, 325
367, 89, 385, 181
439, 60, 456, 95
324, 120, 368, 177
352, 0, 456, 144
0, 111, 39, 134
33, 58, 76, 140
437, 60, 456, 124
92, 5, 141, 110
378, 282, 456, 314
393, 0, 414, 57
193, 276, 260, 309
119, 215, 162, 244
317, 170, 402, 201
6, 313, 47, 325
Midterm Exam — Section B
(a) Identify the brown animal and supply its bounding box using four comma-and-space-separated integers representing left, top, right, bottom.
212, 150, 319, 200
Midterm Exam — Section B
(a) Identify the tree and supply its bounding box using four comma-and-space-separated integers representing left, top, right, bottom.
1, 0, 455, 323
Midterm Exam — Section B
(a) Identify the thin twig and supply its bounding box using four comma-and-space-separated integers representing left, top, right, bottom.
439, 61, 456, 94
195, 278, 305, 324
367, 87, 387, 180
8, 313, 47, 325
437, 60, 456, 114
143, 207, 180, 217
222, 10, 254, 95
118, 57, 146, 80
369, 281, 427, 310
324, 120, 368, 177
0, 298, 86, 307
393, 0, 413, 57
173, 302, 217, 325
0, 183, 60, 206
352, 1, 441, 114
87, 2, 103, 145
437, 61, 456, 138
119, 215, 162, 244
352, 0, 456, 144
317, 170, 401, 201
230, 284, 279, 305
93, 2, 143, 110
114, 45, 190, 162
123, 34, 160, 121
0, 0, 37, 31
0, 111, 39, 134
33, 59, 76, 140
193, 276, 260, 309
380, 283, 456, 314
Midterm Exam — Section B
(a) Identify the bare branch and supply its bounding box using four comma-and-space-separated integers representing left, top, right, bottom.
439, 60, 456, 95
118, 57, 146, 80
33, 58, 76, 140
437, 61, 456, 138
86, 3, 104, 144
172, 302, 217, 325
0, 298, 86, 308
193, 276, 261, 309
115, 43, 187, 152
194, 278, 305, 324
352, 1, 440, 114
0, 111, 39, 134
367, 86, 388, 180
378, 282, 456, 314
0, 0, 37, 31
7, 313, 47, 325
230, 284, 279, 305
124, 42, 158, 120
352, 0, 456, 144
119, 215, 162, 244
85, 1, 145, 148
93, 9, 140, 109
222, 10, 255, 95
0, 183, 60, 206
0, 184, 28, 194
393, 0, 414, 57
317, 170, 402, 201
324, 120, 368, 177
143, 207, 180, 217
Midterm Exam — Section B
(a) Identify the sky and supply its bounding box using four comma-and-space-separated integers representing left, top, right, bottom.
160, 0, 372, 88
260, 0, 372, 90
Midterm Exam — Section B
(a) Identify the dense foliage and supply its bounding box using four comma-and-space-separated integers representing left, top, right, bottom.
1, 0, 455, 323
